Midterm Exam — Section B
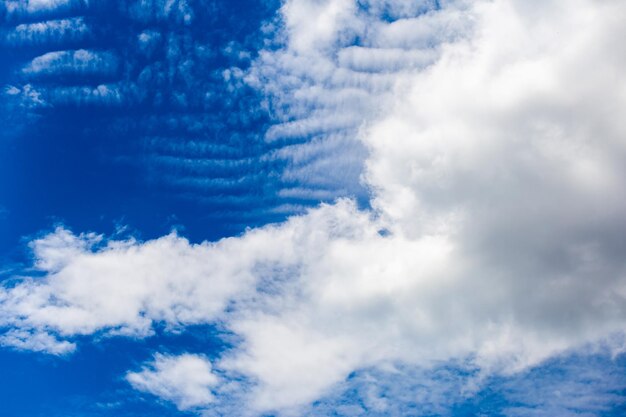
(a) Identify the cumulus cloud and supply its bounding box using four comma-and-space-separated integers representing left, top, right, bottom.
127, 353, 218, 410
2, 0, 626, 415
0, 225, 270, 350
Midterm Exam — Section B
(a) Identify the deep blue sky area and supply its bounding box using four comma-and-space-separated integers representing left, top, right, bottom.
0, 0, 282, 267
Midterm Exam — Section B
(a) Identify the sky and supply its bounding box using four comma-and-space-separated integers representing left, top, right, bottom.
1, 0, 626, 416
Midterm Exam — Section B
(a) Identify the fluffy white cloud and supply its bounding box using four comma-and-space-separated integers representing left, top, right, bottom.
0, 225, 276, 350
2, 0, 626, 415
127, 353, 218, 410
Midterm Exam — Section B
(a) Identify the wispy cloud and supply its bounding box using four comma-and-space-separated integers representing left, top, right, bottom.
2, 0, 84, 21
3, 17, 90, 47
22, 49, 119, 78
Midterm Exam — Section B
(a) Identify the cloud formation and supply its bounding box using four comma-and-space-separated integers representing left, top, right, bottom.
3, 16, 90, 46
1, 0, 336, 221
22, 49, 119, 78
127, 353, 218, 410
2, 0, 626, 415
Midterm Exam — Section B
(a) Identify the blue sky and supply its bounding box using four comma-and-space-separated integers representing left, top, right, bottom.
0, 0, 283, 255
2, 0, 626, 416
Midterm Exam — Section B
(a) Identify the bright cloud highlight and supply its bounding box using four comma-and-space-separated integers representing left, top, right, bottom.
127, 353, 218, 410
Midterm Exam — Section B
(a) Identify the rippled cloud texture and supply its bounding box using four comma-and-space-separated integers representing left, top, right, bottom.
2, 0, 626, 415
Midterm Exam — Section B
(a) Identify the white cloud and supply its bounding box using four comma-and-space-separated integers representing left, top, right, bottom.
2, 0, 76, 17
0, 329, 75, 355
245, 0, 470, 206
127, 353, 218, 410
2, 83, 47, 108
2, 0, 626, 415
279, 0, 358, 53
0, 225, 274, 346
3, 17, 90, 46
22, 49, 119, 77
